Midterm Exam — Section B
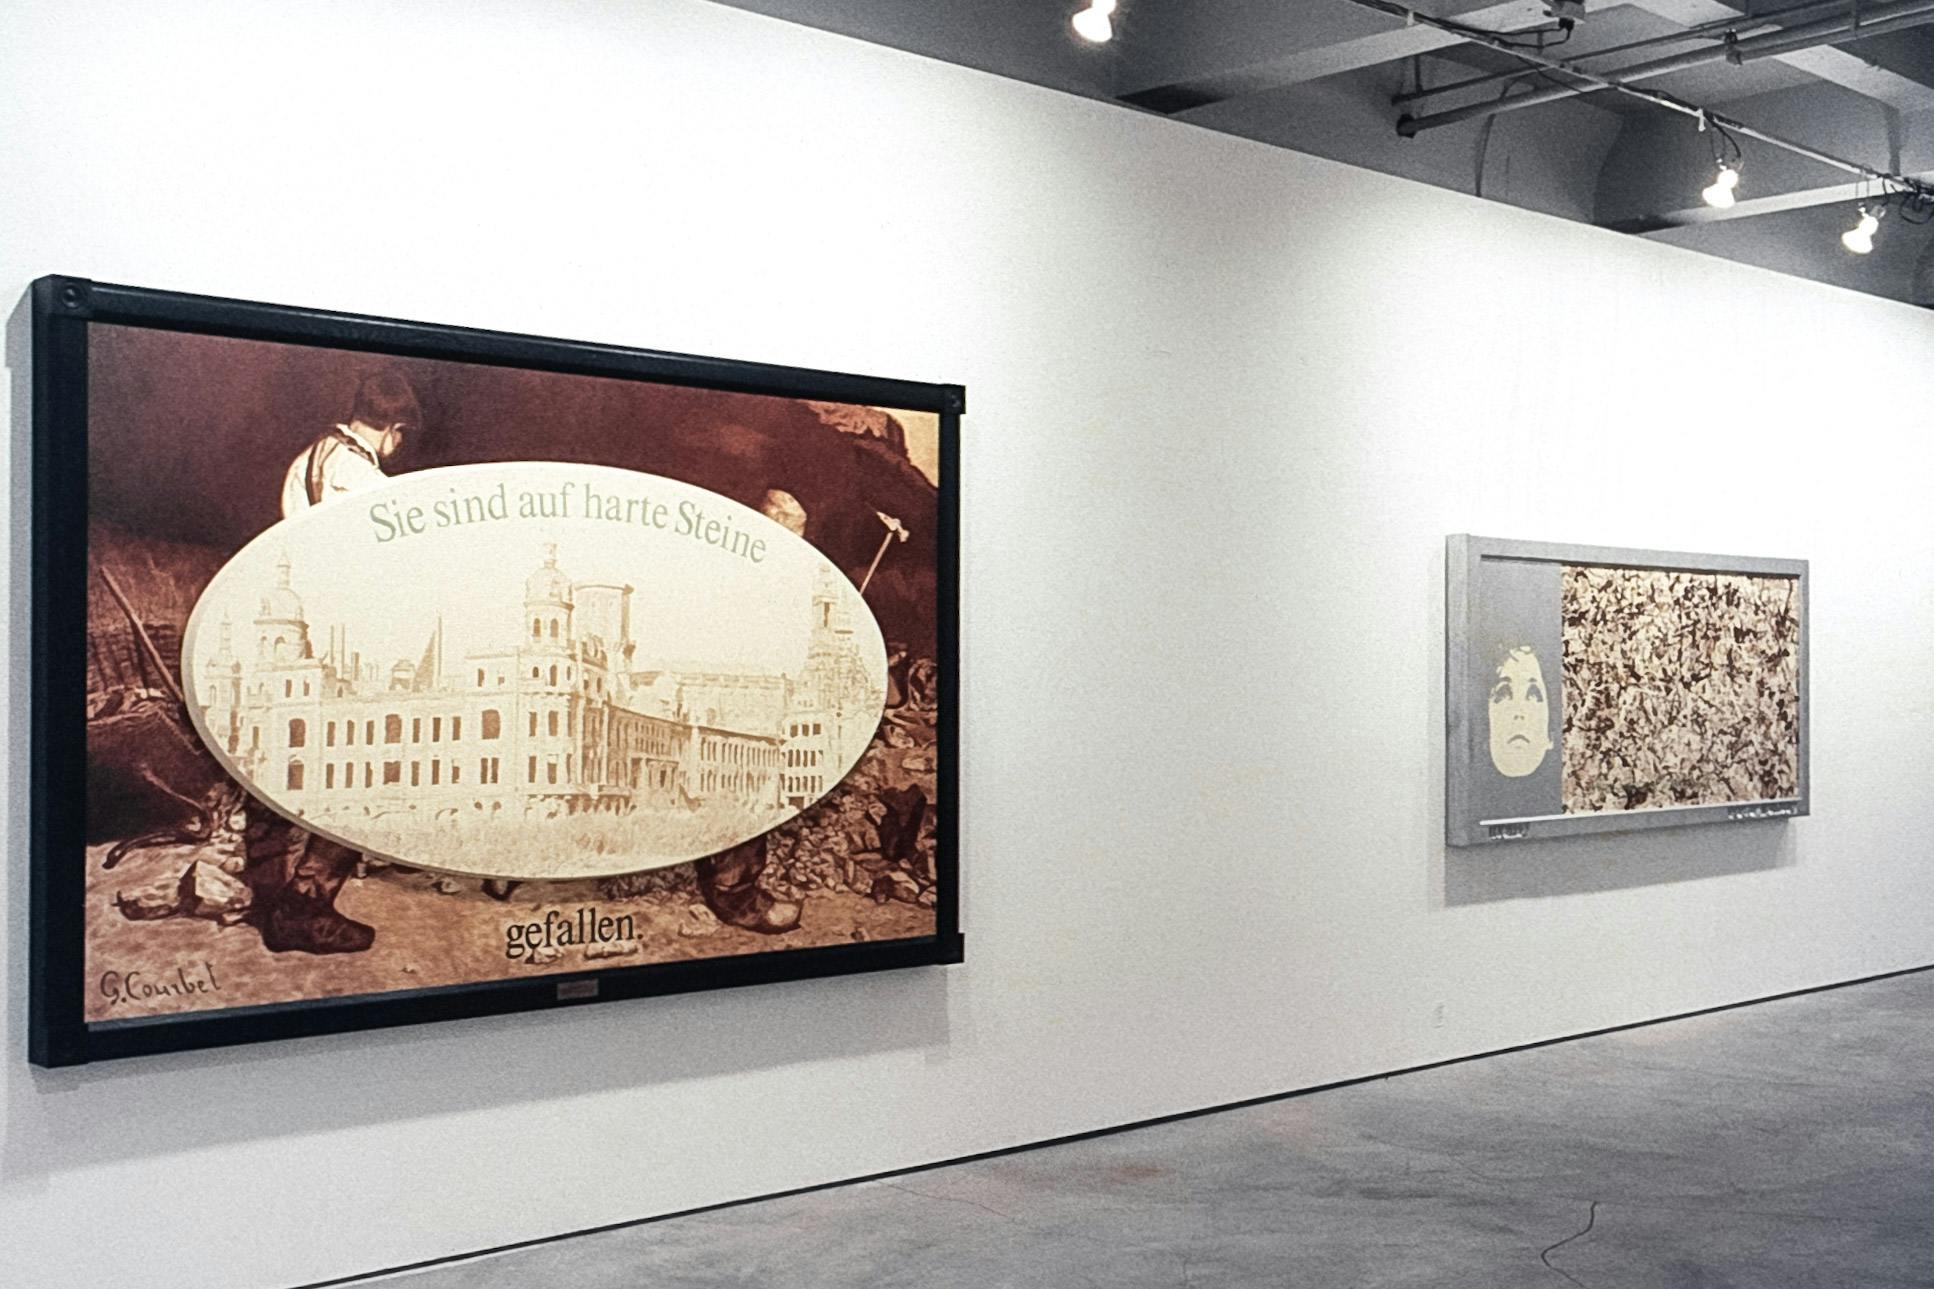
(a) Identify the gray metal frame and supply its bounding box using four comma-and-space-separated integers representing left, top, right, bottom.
1447, 534, 1810, 848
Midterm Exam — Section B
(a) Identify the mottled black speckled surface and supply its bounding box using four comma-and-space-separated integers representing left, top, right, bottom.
1562, 568, 1800, 815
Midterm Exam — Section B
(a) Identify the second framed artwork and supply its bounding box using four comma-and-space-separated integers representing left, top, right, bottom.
1447, 534, 1807, 847
31, 276, 962, 1066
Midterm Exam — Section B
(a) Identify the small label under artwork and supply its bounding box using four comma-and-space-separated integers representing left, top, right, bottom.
1486, 822, 1531, 841
556, 980, 600, 1001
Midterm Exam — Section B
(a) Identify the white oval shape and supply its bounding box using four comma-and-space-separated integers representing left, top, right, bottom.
182, 463, 888, 880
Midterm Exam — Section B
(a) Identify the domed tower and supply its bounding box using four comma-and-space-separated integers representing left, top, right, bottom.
255, 554, 313, 664
525, 544, 575, 649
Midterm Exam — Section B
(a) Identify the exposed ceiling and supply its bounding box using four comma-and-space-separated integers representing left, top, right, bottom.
714, 0, 1934, 307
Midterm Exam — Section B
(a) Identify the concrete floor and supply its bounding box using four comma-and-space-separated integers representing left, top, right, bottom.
376, 971, 1934, 1288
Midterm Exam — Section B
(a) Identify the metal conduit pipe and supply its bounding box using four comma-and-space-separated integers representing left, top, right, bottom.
1390, 0, 1878, 107
1395, 0, 1934, 136
1336, 0, 1934, 195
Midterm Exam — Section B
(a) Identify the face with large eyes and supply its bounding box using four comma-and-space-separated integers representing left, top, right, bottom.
1488, 646, 1553, 778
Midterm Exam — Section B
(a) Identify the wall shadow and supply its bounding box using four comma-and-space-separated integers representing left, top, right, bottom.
6, 960, 954, 1181
4, 289, 41, 1179
1442, 816, 1797, 906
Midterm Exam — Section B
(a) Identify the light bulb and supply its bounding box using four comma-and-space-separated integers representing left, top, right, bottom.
1072, 0, 1117, 43
1702, 164, 1740, 209
1841, 208, 1880, 255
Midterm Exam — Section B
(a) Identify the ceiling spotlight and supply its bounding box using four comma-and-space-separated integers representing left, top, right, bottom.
1841, 205, 1881, 255
1702, 164, 1740, 209
1072, 0, 1117, 44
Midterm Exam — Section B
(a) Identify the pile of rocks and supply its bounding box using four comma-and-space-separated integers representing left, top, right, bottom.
115, 850, 252, 926
597, 864, 700, 902
595, 866, 720, 939
762, 744, 938, 908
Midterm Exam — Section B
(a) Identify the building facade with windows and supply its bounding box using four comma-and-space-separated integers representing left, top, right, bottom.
196, 549, 809, 825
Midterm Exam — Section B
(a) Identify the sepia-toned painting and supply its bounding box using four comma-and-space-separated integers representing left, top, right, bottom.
31, 277, 960, 1063
1447, 535, 1807, 847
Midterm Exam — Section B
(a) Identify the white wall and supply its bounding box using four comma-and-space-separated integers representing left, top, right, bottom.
5, 3, 1934, 1286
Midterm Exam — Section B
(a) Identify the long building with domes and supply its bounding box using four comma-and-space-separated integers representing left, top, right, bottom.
193, 545, 883, 830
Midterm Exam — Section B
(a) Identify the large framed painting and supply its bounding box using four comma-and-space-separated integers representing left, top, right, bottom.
29, 275, 962, 1066
1447, 534, 1807, 847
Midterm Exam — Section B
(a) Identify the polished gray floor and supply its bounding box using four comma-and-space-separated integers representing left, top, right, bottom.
377, 971, 1934, 1288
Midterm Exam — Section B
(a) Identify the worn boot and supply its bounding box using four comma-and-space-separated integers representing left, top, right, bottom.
243, 804, 375, 955
877, 785, 928, 866
262, 890, 376, 954
695, 835, 800, 934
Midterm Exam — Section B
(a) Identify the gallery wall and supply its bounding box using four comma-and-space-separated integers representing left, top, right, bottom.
5, 1, 1934, 1285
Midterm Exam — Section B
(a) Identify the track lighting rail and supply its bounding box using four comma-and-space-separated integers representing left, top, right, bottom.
1334, 0, 1934, 201
1390, 0, 1929, 107
1395, 0, 1934, 134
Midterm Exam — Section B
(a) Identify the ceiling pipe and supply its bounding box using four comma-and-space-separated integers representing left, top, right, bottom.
1335, 0, 1934, 196
1391, 0, 1872, 107
1396, 0, 1934, 135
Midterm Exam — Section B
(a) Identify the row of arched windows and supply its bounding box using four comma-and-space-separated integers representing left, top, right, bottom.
290, 711, 502, 750
287, 756, 509, 791
699, 737, 778, 769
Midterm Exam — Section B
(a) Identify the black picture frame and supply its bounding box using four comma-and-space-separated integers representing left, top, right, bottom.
28, 275, 964, 1067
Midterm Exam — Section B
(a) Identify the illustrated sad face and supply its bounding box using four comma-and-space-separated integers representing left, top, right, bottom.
1488, 646, 1553, 778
